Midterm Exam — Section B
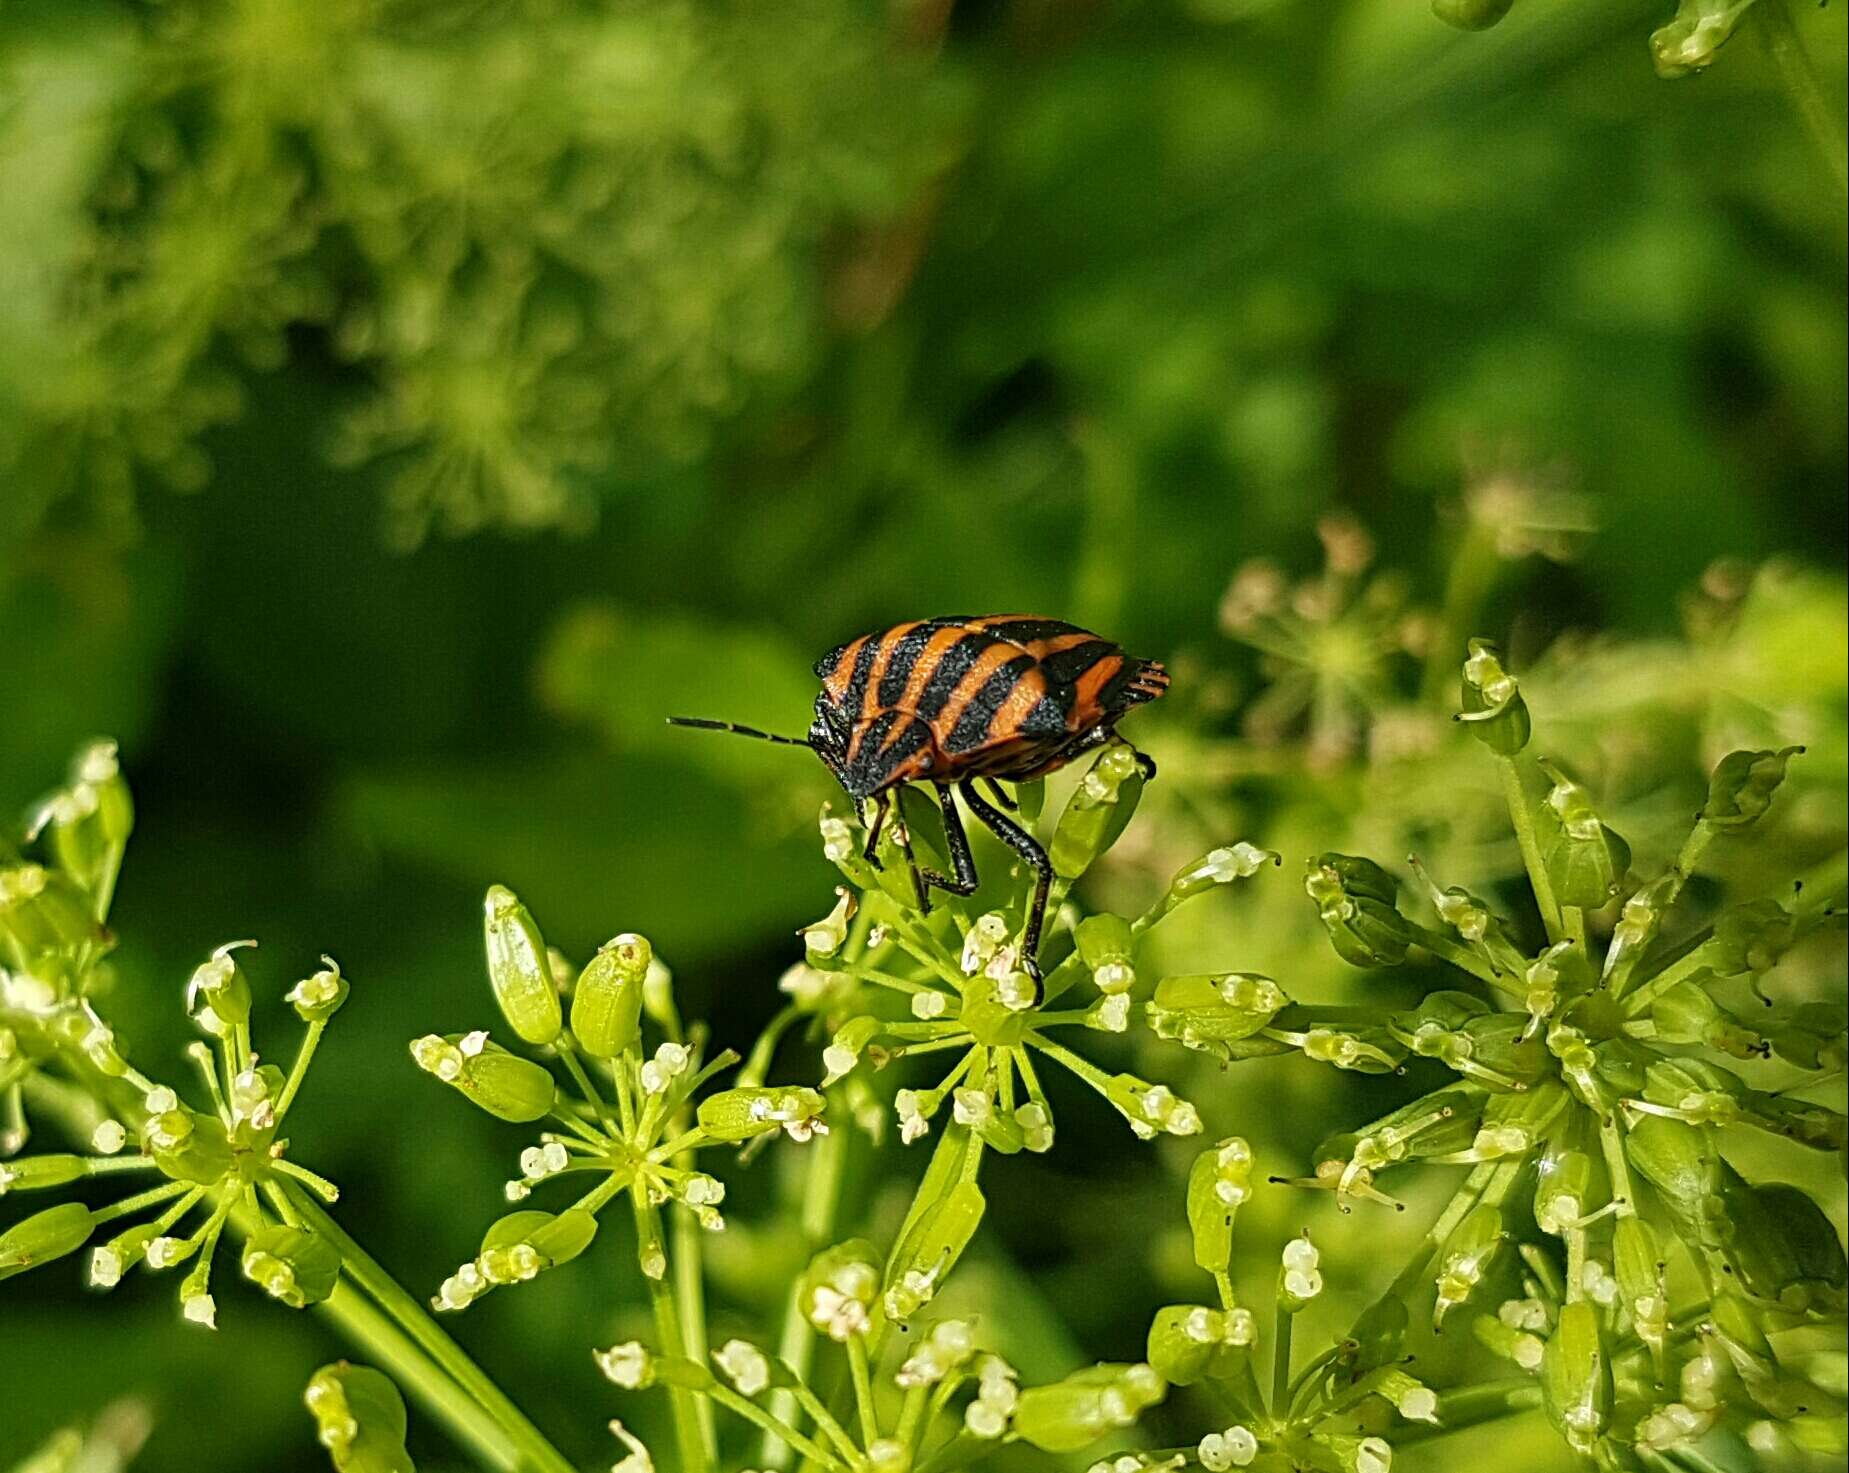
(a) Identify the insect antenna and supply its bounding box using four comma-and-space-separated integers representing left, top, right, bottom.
666, 716, 814, 748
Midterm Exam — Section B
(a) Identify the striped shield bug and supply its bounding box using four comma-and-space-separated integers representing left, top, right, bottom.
670, 615, 1168, 979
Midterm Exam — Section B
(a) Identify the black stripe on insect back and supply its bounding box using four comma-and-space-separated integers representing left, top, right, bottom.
1035, 640, 1117, 713
945, 655, 1036, 753
840, 633, 884, 716
876, 622, 946, 708
978, 617, 1084, 645
913, 633, 997, 720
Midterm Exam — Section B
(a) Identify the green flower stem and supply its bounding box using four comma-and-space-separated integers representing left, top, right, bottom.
555, 1040, 615, 1134
1411, 925, 1519, 994
1270, 1305, 1295, 1413
762, 1122, 849, 1468
1560, 905, 1588, 955
219, 1198, 528, 1473
274, 1018, 327, 1122
630, 1193, 710, 1473
281, 1185, 577, 1473
318, 1276, 527, 1472
708, 1383, 843, 1469
1393, 1379, 1545, 1442
673, 1200, 718, 1457
1597, 1115, 1637, 1219
1753, 0, 1848, 193
1498, 756, 1566, 945
847, 1334, 880, 1446
90, 1180, 190, 1224
739, 1004, 803, 1087
790, 1378, 864, 1466
895, 1383, 929, 1450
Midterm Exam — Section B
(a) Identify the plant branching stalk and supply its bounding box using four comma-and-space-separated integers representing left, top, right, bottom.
629, 1192, 711, 1473
281, 1186, 577, 1473
762, 1121, 849, 1468
1498, 756, 1566, 945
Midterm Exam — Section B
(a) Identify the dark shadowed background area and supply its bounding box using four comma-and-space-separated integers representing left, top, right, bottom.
1, 0, 1844, 1469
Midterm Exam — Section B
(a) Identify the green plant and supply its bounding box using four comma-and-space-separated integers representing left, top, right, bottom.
3, 628, 1843, 1472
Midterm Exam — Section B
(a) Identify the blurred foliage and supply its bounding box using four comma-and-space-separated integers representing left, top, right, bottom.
0, 0, 1844, 1469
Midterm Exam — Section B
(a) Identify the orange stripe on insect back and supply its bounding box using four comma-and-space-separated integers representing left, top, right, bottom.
824, 635, 868, 703
896, 625, 969, 713
983, 666, 1049, 742
862, 621, 922, 721
1072, 653, 1125, 712
935, 641, 1021, 733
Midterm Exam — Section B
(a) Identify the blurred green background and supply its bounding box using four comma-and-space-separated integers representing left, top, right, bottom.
1, 0, 1844, 1469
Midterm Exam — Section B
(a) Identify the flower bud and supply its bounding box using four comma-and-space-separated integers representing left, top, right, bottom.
34, 741, 134, 918
571, 934, 649, 1058
1147, 1305, 1250, 1385
1457, 640, 1530, 754
1012, 1363, 1165, 1453
1623, 1113, 1723, 1233
242, 1222, 341, 1308
1613, 1217, 1667, 1373
1278, 1234, 1323, 1311
0, 1200, 95, 1278
1541, 1301, 1610, 1456
483, 886, 562, 1047
286, 956, 350, 1024
713, 1338, 782, 1396
411, 1032, 557, 1122
1104, 1074, 1202, 1140
1534, 1141, 1596, 1237
477, 1208, 598, 1285
1305, 855, 1414, 968
1536, 761, 1631, 909
1076, 914, 1136, 994
0, 1154, 88, 1195
1187, 1137, 1254, 1274
1434, 1205, 1505, 1328
0, 863, 108, 975
304, 1362, 413, 1473
1701, 746, 1802, 830
886, 1182, 984, 1320
186, 941, 255, 1037
145, 1104, 235, 1187
1147, 973, 1288, 1057
822, 1016, 883, 1086
802, 1239, 881, 1341
1474, 1312, 1546, 1371
697, 1086, 827, 1143
595, 1341, 655, 1390
1649, 982, 1763, 1059
1050, 745, 1145, 880
1153, 842, 1280, 917
801, 888, 857, 959
897, 1319, 980, 1388
1197, 1425, 1260, 1471
1709, 897, 1808, 977
1432, 0, 1515, 29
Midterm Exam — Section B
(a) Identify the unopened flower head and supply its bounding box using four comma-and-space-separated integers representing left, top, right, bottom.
1198, 1426, 1259, 1471
714, 1338, 771, 1396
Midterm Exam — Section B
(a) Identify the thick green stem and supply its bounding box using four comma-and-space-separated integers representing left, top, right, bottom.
318, 1278, 527, 1472
282, 1187, 575, 1473
762, 1122, 849, 1468
1753, 0, 1848, 193
632, 1194, 710, 1473
1270, 1307, 1295, 1414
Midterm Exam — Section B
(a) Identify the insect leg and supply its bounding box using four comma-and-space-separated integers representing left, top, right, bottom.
919, 782, 980, 897
958, 777, 1053, 984
891, 808, 932, 913
860, 793, 888, 868
1132, 749, 1157, 782
980, 777, 1019, 812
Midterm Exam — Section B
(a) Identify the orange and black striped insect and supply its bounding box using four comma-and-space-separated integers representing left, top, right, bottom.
670, 615, 1168, 979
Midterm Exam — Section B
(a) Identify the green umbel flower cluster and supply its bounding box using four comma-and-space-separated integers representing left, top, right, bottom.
1160, 642, 1846, 1470
0, 743, 358, 1329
